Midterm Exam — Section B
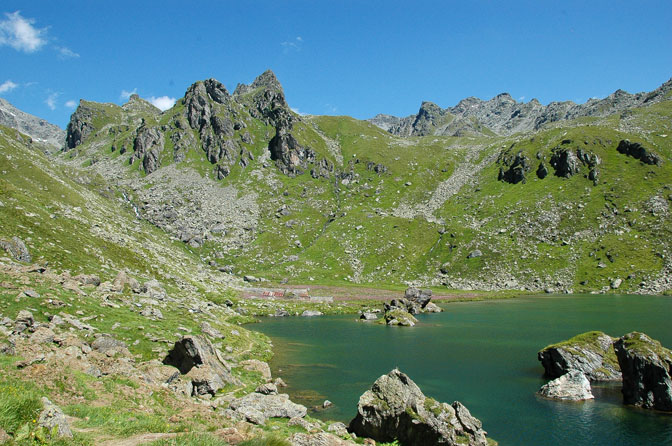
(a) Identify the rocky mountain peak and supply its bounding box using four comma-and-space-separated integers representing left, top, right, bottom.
0, 97, 65, 149
250, 69, 282, 91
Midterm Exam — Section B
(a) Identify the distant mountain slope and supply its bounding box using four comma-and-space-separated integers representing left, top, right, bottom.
370, 78, 672, 137
4, 71, 671, 295
0, 97, 65, 149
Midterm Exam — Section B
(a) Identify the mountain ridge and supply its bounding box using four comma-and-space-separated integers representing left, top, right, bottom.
369, 78, 672, 137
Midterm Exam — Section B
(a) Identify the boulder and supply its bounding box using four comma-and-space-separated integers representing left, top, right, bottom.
91, 334, 129, 356
13, 310, 35, 334
384, 308, 417, 327
241, 359, 272, 381
538, 370, 594, 401
229, 392, 307, 424
301, 310, 323, 317
360, 312, 378, 321
255, 383, 278, 395
614, 332, 672, 411
0, 236, 31, 263
550, 148, 581, 177
538, 331, 621, 381
163, 335, 237, 393
404, 287, 433, 310
37, 397, 72, 438
348, 369, 489, 446
467, 250, 482, 259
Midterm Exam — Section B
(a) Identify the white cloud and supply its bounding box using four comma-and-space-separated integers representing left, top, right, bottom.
45, 92, 59, 110
148, 96, 176, 111
120, 88, 137, 100
0, 11, 47, 53
56, 46, 79, 59
65, 100, 77, 108
281, 36, 303, 53
0, 80, 18, 94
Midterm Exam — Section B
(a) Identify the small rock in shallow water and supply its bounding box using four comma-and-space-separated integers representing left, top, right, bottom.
538, 370, 594, 401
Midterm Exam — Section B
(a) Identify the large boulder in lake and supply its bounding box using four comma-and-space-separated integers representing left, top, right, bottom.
538, 331, 621, 381
163, 335, 238, 396
614, 332, 672, 411
538, 370, 594, 401
348, 368, 489, 446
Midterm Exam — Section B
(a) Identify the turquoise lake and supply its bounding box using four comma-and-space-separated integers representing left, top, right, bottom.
251, 294, 672, 446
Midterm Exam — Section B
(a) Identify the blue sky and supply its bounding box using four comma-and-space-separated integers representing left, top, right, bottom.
1, 1, 671, 128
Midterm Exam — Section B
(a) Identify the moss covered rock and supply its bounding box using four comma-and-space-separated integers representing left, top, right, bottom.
538, 331, 621, 381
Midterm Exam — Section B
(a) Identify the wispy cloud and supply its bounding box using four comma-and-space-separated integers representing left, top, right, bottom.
65, 99, 77, 109
120, 88, 137, 100
0, 11, 47, 53
324, 103, 338, 114
148, 96, 176, 111
0, 80, 18, 94
281, 36, 303, 54
291, 107, 307, 116
45, 92, 59, 110
56, 46, 79, 59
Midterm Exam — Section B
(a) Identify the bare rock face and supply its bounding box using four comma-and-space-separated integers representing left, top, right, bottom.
538, 370, 594, 401
163, 335, 237, 396
38, 397, 72, 438
538, 331, 621, 381
614, 332, 672, 411
131, 125, 165, 174
348, 369, 489, 446
0, 97, 65, 149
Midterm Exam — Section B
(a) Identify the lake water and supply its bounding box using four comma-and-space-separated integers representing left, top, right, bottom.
251, 294, 672, 446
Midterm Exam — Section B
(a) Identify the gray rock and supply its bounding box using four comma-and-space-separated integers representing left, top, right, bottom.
37, 397, 72, 438
23, 289, 40, 298
538, 370, 594, 401
327, 422, 349, 437
289, 432, 353, 446
275, 309, 291, 317
13, 310, 34, 334
241, 359, 272, 380
229, 392, 307, 423
301, 310, 323, 317
92, 334, 129, 356
348, 369, 489, 446
538, 331, 621, 381
256, 383, 278, 395
550, 148, 581, 178
163, 335, 237, 392
383, 308, 417, 327
200, 321, 225, 339
614, 332, 672, 411
467, 250, 482, 259
0, 236, 31, 263
424, 302, 443, 313
29, 326, 55, 345
611, 278, 623, 289
360, 312, 378, 321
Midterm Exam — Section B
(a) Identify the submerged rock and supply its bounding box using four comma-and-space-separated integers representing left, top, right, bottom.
348, 368, 489, 446
538, 331, 621, 381
538, 370, 594, 401
614, 332, 672, 411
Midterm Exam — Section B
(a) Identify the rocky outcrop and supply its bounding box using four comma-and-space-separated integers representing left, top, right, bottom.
614, 332, 672, 411
64, 101, 99, 150
131, 125, 165, 174
538, 331, 621, 381
616, 140, 662, 165
269, 129, 316, 176
538, 370, 594, 401
0, 236, 31, 263
498, 151, 530, 184
163, 335, 237, 396
383, 308, 418, 326
348, 369, 489, 446
550, 148, 581, 178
